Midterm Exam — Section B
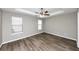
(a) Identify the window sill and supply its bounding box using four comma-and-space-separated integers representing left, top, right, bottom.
11, 32, 23, 35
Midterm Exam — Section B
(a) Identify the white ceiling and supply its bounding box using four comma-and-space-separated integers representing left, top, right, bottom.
1, 8, 77, 18
23, 8, 77, 13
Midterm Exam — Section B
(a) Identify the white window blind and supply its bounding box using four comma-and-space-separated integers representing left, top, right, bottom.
38, 19, 42, 30
12, 16, 23, 33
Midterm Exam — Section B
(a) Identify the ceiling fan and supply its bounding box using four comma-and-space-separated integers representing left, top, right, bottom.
35, 8, 50, 16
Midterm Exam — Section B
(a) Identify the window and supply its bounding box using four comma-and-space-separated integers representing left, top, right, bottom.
38, 19, 42, 30
12, 16, 23, 33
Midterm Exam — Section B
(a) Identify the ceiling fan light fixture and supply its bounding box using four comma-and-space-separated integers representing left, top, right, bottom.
35, 8, 50, 17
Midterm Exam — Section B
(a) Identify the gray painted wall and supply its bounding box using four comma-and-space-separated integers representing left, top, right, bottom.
2, 11, 43, 44
0, 10, 2, 45
77, 9, 79, 48
44, 12, 77, 41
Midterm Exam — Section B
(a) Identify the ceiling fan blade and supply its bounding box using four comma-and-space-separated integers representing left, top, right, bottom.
45, 10, 48, 13
44, 13, 50, 16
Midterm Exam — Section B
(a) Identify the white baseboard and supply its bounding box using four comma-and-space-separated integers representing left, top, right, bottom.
45, 32, 77, 41
2, 32, 43, 45
77, 45, 79, 48
77, 42, 79, 48
0, 44, 3, 48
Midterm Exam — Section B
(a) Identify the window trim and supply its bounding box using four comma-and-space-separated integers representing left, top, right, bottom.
11, 16, 23, 34
38, 19, 42, 30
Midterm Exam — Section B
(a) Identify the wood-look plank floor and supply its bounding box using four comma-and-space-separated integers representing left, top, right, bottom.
0, 33, 79, 51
